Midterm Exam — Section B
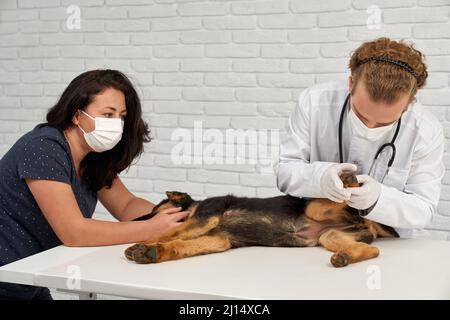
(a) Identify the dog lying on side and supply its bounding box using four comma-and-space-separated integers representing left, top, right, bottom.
125, 171, 398, 267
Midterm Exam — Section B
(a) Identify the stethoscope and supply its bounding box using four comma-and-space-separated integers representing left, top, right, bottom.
338, 93, 402, 183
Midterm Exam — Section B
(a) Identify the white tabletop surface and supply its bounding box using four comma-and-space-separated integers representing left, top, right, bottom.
1, 238, 450, 299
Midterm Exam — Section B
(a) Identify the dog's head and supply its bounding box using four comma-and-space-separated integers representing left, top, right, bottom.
151, 191, 195, 215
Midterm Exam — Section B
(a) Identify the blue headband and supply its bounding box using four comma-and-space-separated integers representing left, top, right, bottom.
358, 56, 419, 80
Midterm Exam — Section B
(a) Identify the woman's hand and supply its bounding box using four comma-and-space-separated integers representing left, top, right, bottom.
145, 207, 190, 240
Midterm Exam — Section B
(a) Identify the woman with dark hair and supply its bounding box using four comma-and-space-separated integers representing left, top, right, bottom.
0, 69, 189, 300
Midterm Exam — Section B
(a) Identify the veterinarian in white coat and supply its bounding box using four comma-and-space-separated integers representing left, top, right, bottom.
276, 38, 448, 239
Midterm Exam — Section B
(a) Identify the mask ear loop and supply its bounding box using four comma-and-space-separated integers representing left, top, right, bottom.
80, 110, 96, 121
77, 110, 94, 135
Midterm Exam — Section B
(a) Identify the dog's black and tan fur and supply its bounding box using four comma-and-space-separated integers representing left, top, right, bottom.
125, 171, 398, 267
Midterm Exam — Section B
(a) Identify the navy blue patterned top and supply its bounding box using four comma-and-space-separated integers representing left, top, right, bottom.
0, 123, 97, 298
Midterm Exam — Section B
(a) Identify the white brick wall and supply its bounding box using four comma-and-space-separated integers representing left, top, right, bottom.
1, 0, 450, 240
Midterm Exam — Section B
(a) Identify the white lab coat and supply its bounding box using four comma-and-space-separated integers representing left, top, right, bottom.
276, 80, 448, 239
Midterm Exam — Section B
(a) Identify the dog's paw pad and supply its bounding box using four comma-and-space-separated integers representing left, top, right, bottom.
340, 170, 359, 188
146, 245, 159, 263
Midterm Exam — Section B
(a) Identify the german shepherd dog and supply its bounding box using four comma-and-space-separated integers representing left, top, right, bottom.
125, 171, 398, 267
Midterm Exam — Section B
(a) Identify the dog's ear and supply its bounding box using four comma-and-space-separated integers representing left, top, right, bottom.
165, 191, 174, 199
166, 191, 189, 202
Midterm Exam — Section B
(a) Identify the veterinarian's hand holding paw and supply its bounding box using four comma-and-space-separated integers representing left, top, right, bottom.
346, 175, 381, 210
320, 163, 357, 202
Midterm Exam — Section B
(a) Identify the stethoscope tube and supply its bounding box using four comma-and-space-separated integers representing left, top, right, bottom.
338, 94, 350, 164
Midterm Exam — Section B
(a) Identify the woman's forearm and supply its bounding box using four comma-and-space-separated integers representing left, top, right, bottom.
119, 196, 156, 221
65, 218, 159, 247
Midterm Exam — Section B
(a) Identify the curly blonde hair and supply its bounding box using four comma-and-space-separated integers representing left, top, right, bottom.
349, 37, 428, 104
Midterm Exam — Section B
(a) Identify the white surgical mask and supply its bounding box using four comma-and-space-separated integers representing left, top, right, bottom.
78, 110, 124, 152
348, 98, 396, 141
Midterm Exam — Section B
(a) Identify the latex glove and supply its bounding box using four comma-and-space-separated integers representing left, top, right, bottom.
346, 174, 381, 210
320, 163, 357, 203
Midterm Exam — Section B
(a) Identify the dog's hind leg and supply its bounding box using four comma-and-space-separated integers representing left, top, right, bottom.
132, 232, 232, 264
318, 229, 379, 268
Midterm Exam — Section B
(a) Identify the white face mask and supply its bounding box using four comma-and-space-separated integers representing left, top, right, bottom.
348, 97, 396, 141
78, 110, 124, 152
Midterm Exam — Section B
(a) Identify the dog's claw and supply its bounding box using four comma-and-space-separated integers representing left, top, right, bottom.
124, 244, 143, 261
